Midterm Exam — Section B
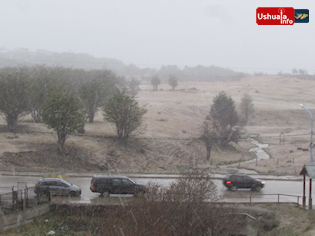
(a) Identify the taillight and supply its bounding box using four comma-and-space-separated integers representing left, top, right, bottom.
226, 181, 232, 184
92, 184, 96, 190
35, 185, 39, 189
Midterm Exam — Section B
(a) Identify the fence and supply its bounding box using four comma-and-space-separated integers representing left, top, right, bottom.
0, 185, 50, 216
249, 193, 301, 204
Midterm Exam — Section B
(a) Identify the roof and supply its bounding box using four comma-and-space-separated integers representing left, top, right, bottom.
92, 175, 129, 179
300, 163, 315, 178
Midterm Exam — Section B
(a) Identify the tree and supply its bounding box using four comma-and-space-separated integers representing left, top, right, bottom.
208, 91, 240, 148
292, 68, 298, 75
103, 89, 147, 144
127, 78, 140, 96
151, 76, 160, 91
78, 70, 121, 123
168, 75, 178, 91
239, 93, 254, 125
27, 65, 55, 123
41, 87, 85, 153
0, 67, 31, 131
201, 120, 218, 163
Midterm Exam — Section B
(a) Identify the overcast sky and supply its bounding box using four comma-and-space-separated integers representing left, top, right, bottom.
1, 0, 314, 74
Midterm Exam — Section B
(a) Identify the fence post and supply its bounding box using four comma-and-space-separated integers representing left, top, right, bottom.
12, 189, 18, 210
277, 194, 280, 203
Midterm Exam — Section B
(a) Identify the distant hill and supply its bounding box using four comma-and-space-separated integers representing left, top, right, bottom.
0, 49, 247, 82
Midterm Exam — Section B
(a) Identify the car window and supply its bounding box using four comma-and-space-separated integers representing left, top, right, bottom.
112, 179, 121, 186
122, 179, 133, 186
41, 181, 53, 186
56, 181, 68, 187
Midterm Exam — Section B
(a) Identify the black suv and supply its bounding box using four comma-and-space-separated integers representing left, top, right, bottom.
34, 178, 81, 197
223, 174, 265, 191
90, 175, 147, 197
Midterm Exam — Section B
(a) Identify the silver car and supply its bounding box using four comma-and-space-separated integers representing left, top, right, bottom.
35, 178, 81, 197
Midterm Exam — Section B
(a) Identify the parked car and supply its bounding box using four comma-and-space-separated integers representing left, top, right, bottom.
90, 175, 147, 197
34, 178, 81, 197
223, 174, 265, 191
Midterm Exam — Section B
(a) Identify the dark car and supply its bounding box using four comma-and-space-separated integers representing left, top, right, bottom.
223, 174, 265, 191
34, 178, 81, 197
90, 175, 147, 197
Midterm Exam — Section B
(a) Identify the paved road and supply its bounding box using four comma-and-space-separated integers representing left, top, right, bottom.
0, 174, 313, 206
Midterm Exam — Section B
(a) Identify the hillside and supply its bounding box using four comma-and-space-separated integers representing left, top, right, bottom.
0, 76, 314, 176
0, 49, 246, 82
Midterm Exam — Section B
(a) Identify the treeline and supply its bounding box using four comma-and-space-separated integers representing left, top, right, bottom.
0, 65, 123, 127
0, 66, 150, 152
0, 49, 247, 82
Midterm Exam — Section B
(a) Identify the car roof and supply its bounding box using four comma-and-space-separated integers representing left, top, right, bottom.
92, 175, 129, 179
228, 173, 249, 177
38, 178, 64, 182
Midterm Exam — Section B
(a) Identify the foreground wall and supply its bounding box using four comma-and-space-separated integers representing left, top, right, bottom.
0, 204, 50, 231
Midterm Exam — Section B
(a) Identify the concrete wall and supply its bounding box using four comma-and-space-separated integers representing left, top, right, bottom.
0, 204, 50, 231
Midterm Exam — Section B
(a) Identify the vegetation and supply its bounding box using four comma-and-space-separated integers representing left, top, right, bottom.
103, 89, 147, 144
41, 86, 86, 153
209, 91, 241, 148
78, 69, 120, 123
202, 91, 241, 161
168, 75, 178, 91
127, 78, 140, 96
239, 93, 255, 125
151, 75, 161, 91
0, 67, 31, 131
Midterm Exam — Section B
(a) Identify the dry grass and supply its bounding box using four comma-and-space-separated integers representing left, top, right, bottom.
0, 75, 314, 175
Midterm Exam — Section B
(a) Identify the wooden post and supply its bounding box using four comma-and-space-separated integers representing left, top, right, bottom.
308, 178, 312, 210
303, 174, 306, 208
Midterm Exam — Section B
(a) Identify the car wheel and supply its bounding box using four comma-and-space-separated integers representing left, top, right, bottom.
100, 190, 110, 197
230, 186, 238, 191
252, 186, 261, 191
134, 191, 145, 197
69, 191, 77, 197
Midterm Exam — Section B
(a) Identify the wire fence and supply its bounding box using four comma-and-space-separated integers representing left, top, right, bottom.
0, 185, 50, 216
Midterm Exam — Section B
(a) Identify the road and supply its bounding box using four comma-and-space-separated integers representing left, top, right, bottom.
0, 174, 313, 206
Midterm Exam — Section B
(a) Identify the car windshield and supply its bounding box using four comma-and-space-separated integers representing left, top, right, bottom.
128, 178, 136, 184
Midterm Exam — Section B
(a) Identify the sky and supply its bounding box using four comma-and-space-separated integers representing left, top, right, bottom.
1, 0, 314, 74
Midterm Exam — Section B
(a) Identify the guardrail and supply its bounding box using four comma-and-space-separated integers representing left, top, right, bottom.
249, 193, 301, 204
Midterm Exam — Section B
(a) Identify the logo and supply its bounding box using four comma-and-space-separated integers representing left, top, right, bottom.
256, 7, 309, 25
256, 7, 295, 25
295, 9, 309, 23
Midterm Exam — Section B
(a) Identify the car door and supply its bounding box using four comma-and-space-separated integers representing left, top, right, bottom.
55, 181, 69, 195
243, 176, 253, 188
48, 181, 59, 195
121, 178, 135, 194
237, 176, 247, 188
111, 178, 123, 194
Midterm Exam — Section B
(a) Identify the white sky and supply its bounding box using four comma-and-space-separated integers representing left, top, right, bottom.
1, 0, 314, 74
